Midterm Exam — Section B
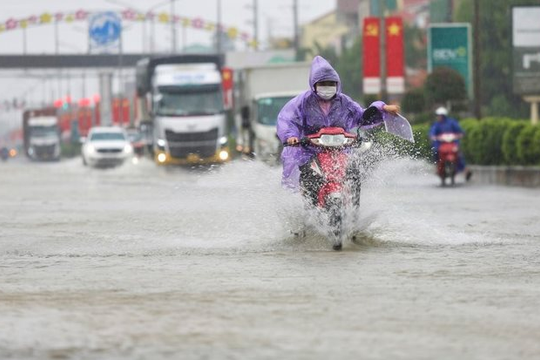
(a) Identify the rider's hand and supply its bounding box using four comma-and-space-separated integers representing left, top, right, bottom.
287, 137, 299, 145
383, 104, 401, 115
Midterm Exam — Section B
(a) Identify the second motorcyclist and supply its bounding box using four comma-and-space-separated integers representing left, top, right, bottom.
429, 106, 472, 181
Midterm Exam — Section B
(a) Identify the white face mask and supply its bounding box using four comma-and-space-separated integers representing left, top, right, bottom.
317, 85, 337, 100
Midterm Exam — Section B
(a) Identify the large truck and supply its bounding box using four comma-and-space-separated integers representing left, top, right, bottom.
235, 62, 311, 163
136, 55, 231, 165
22, 108, 61, 161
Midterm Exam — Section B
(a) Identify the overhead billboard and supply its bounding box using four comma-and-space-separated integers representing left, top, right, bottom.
512, 6, 540, 95
428, 24, 472, 97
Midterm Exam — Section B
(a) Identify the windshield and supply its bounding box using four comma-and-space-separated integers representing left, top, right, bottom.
30, 125, 58, 138
90, 133, 126, 141
154, 84, 223, 117
256, 96, 293, 125
127, 132, 143, 142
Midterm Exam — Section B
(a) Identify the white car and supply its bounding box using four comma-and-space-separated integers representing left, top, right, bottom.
81, 127, 133, 167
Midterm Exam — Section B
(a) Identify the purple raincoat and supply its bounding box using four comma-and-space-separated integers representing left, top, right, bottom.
277, 55, 386, 189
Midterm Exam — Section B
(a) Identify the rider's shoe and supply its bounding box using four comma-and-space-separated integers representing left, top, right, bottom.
466, 170, 473, 182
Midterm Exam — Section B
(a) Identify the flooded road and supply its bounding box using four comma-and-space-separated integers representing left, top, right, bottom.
1, 157, 539, 359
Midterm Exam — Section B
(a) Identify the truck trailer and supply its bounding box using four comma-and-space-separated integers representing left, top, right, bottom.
235, 62, 311, 163
22, 108, 61, 161
136, 55, 231, 165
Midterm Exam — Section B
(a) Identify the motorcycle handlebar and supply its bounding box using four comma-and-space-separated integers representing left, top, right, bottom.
282, 138, 309, 147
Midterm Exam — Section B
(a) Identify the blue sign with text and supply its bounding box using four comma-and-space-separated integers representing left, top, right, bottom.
89, 12, 121, 53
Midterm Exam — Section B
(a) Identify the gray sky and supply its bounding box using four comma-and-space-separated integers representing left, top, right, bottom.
0, 0, 336, 53
0, 0, 335, 121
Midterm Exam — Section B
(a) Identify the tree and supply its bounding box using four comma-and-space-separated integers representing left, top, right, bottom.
335, 36, 362, 101
404, 24, 426, 70
401, 88, 425, 114
455, 0, 537, 118
424, 67, 468, 109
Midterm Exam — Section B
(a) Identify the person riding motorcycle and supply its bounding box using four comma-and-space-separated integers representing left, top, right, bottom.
276, 55, 399, 192
428, 106, 472, 181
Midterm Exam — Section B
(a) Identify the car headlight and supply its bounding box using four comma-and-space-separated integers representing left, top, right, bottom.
123, 144, 133, 153
87, 144, 96, 154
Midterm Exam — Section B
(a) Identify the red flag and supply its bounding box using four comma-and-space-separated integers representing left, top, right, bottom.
221, 67, 233, 110
385, 17, 405, 94
362, 17, 381, 95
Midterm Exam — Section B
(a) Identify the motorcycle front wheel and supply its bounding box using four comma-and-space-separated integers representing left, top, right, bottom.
326, 196, 343, 251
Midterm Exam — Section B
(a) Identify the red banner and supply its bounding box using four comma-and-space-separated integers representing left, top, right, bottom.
385, 17, 405, 94
362, 17, 381, 94
222, 67, 234, 110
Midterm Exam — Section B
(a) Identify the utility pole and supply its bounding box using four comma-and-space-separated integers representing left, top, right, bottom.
54, 20, 59, 55
473, 0, 482, 120
253, 0, 259, 50
171, 0, 177, 53
293, 0, 299, 59
216, 0, 222, 54
379, 0, 388, 103
23, 27, 27, 55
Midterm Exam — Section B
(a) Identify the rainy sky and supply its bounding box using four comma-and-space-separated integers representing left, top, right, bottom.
0, 0, 334, 112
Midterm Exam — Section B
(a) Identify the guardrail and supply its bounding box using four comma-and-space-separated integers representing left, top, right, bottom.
469, 165, 540, 188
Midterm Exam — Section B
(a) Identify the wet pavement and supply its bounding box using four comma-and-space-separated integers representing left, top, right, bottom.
1, 157, 539, 359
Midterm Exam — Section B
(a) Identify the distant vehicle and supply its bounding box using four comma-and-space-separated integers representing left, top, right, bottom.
435, 132, 460, 187
235, 62, 311, 163
81, 127, 133, 168
23, 108, 61, 161
126, 128, 145, 157
0, 147, 9, 161
136, 55, 232, 165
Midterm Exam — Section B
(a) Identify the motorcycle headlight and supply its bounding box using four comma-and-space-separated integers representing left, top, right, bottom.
313, 134, 348, 147
219, 136, 228, 146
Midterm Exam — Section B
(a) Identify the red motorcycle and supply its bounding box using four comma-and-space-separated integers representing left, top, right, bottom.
285, 108, 414, 251
435, 133, 460, 186
292, 127, 364, 251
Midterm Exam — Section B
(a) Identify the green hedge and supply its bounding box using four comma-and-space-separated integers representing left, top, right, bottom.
516, 124, 540, 165
410, 117, 538, 166
502, 122, 527, 165
372, 123, 433, 161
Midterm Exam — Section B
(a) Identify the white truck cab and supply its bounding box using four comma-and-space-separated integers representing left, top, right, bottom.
26, 116, 61, 161
136, 55, 230, 165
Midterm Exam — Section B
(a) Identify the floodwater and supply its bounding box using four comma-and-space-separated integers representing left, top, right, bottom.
1, 155, 539, 360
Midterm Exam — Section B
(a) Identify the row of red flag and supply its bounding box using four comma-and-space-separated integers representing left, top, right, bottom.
362, 17, 405, 95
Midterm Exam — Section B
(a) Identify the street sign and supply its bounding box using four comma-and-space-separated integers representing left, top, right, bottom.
88, 12, 121, 54
428, 24, 472, 97
512, 6, 540, 95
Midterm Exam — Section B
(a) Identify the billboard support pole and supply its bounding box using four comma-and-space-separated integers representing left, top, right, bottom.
379, 0, 387, 103
524, 96, 540, 125
473, 0, 481, 120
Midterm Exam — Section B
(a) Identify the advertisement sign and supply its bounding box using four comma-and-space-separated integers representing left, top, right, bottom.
362, 17, 381, 95
89, 12, 122, 54
385, 17, 405, 94
512, 6, 540, 95
428, 24, 472, 96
